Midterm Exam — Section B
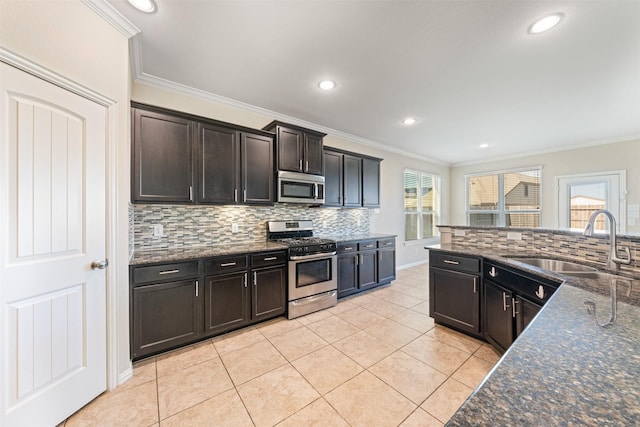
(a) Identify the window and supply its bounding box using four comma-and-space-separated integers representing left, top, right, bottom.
556, 171, 626, 233
466, 168, 541, 227
404, 169, 440, 241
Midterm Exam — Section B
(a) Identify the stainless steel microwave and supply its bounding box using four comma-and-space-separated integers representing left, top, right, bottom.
277, 171, 325, 204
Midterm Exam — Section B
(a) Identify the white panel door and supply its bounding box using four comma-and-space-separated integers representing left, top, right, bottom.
0, 63, 107, 426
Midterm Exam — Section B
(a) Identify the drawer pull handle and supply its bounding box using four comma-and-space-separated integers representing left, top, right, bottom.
364, 245, 374, 248
443, 260, 459, 265
263, 257, 278, 261
489, 267, 497, 277
221, 262, 237, 267
159, 269, 180, 275
195, 280, 199, 297
344, 247, 353, 250
535, 285, 545, 299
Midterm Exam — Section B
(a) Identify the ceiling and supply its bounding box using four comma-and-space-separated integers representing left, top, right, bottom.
104, 0, 640, 165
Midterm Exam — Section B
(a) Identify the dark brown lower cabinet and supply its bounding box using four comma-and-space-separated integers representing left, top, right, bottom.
204, 271, 249, 336
358, 250, 378, 290
131, 279, 201, 360
377, 247, 396, 284
484, 280, 514, 353
429, 267, 481, 337
337, 237, 396, 298
337, 252, 359, 297
252, 266, 286, 322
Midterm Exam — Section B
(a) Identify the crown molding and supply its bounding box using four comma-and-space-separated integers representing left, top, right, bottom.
81, 0, 140, 37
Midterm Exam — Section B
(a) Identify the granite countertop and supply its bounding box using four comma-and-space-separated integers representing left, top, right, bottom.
428, 245, 640, 425
130, 241, 288, 265
318, 233, 397, 243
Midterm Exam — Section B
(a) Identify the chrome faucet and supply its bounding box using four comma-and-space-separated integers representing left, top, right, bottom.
583, 209, 631, 272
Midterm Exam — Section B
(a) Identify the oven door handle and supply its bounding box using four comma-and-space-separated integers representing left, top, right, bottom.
290, 251, 337, 261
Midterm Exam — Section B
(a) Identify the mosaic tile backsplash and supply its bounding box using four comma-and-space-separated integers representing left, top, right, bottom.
130, 203, 371, 254
439, 226, 640, 276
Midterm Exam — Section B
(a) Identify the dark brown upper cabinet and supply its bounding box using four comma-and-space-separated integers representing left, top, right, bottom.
132, 103, 274, 205
262, 121, 326, 175
323, 146, 382, 208
132, 108, 195, 203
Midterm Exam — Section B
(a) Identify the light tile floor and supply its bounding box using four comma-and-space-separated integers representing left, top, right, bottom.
63, 263, 501, 427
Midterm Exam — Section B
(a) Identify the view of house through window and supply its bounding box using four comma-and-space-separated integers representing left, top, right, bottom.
404, 170, 439, 241
467, 168, 541, 227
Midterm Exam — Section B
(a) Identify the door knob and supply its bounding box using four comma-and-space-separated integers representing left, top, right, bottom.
91, 259, 109, 270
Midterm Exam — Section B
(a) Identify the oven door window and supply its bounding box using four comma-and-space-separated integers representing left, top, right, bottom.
296, 258, 332, 287
281, 181, 314, 199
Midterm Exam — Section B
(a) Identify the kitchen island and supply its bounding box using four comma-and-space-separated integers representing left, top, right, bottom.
433, 246, 640, 426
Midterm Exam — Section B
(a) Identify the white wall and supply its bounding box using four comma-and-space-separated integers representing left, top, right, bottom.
450, 139, 640, 234
1, 0, 132, 385
133, 81, 449, 266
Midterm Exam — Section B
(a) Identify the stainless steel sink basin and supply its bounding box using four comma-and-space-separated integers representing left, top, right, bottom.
510, 257, 597, 272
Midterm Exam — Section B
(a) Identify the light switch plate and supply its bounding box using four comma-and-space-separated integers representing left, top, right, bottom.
231, 223, 239, 233
454, 229, 466, 237
152, 224, 163, 237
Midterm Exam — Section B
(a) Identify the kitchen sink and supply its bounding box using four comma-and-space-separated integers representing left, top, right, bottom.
561, 271, 627, 281
509, 257, 597, 272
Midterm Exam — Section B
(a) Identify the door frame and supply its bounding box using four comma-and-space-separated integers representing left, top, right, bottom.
0, 47, 123, 390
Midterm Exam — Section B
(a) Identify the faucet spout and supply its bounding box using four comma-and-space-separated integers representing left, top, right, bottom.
583, 209, 631, 272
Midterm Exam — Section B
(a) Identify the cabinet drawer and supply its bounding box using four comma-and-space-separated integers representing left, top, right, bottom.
484, 262, 559, 304
132, 261, 199, 285
251, 251, 287, 268
358, 241, 376, 251
377, 238, 395, 248
429, 252, 480, 274
205, 255, 248, 274
337, 242, 358, 254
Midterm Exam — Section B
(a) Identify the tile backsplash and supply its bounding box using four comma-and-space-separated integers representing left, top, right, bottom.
130, 203, 370, 254
439, 226, 640, 276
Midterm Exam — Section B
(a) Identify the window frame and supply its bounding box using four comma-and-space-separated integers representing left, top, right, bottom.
404, 168, 440, 243
465, 166, 542, 228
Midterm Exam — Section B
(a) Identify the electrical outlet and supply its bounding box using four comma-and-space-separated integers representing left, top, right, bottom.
153, 224, 163, 237
507, 231, 522, 240
454, 229, 466, 237
323, 221, 328, 228
231, 223, 239, 233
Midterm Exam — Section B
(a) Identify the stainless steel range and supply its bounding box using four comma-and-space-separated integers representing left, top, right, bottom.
267, 220, 337, 319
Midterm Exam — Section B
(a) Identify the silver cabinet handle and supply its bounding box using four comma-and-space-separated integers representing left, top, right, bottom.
91, 259, 108, 270
253, 272, 257, 286
512, 298, 519, 317
195, 280, 199, 297
359, 254, 364, 264
264, 256, 277, 261
243, 189, 247, 202
443, 260, 459, 265
305, 160, 309, 172
473, 277, 477, 294
189, 186, 193, 201
489, 267, 497, 277
503, 292, 511, 311
299, 159, 303, 170
355, 255, 359, 266
158, 269, 179, 275
234, 189, 238, 203
344, 247, 353, 251
220, 262, 237, 267
244, 273, 247, 288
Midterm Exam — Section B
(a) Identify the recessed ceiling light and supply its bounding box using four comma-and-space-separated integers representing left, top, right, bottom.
127, 0, 157, 13
480, 143, 489, 149
402, 118, 417, 125
528, 13, 564, 34
318, 80, 336, 90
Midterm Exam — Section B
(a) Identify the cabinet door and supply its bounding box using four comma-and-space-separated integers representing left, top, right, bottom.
429, 267, 481, 336
515, 296, 541, 336
132, 279, 200, 359
358, 250, 378, 290
204, 272, 249, 336
362, 158, 380, 207
323, 150, 343, 206
197, 123, 239, 204
304, 133, 324, 175
277, 127, 303, 172
242, 132, 274, 205
343, 154, 362, 207
132, 108, 194, 203
377, 248, 396, 284
337, 253, 358, 297
251, 266, 286, 322
484, 280, 514, 353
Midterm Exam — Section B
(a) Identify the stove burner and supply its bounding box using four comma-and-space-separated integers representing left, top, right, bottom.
274, 237, 335, 247
267, 220, 336, 257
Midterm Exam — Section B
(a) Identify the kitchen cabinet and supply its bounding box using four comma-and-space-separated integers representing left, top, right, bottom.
323, 147, 382, 208
337, 237, 396, 298
132, 107, 195, 203
263, 121, 325, 175
132, 103, 274, 206
428, 250, 482, 338
197, 124, 274, 205
130, 261, 201, 360
483, 260, 560, 353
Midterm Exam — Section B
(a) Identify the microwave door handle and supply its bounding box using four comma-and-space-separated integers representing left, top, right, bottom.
314, 183, 318, 199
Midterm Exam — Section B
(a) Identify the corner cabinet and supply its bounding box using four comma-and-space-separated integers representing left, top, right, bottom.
428, 251, 482, 338
132, 108, 195, 203
132, 103, 275, 206
262, 121, 325, 175
323, 147, 382, 208
337, 237, 396, 298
